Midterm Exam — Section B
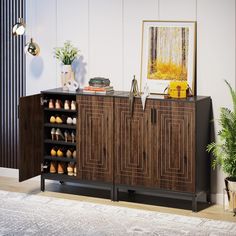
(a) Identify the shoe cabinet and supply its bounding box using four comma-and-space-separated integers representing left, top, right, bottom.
19, 92, 78, 185
19, 88, 211, 211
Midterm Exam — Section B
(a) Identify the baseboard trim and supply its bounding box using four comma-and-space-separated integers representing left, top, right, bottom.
0, 167, 18, 178
211, 193, 229, 206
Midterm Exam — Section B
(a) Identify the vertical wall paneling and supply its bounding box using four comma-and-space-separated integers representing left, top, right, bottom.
57, 0, 89, 88
197, 0, 235, 194
89, 0, 123, 90
159, 0, 196, 20
0, 0, 26, 168
123, 0, 158, 91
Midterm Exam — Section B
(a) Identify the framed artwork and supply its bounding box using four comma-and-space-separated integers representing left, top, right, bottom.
140, 21, 196, 94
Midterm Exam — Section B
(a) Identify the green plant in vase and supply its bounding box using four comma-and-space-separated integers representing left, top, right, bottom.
53, 41, 79, 89
53, 41, 79, 65
207, 80, 236, 212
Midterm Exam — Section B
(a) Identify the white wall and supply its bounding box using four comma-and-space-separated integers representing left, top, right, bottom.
25, 0, 235, 201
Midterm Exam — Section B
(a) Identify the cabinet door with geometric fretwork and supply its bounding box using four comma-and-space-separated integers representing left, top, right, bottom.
76, 95, 113, 183
114, 97, 153, 187
152, 101, 195, 193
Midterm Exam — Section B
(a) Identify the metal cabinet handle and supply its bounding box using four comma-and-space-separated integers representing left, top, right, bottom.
154, 109, 157, 124
151, 108, 153, 124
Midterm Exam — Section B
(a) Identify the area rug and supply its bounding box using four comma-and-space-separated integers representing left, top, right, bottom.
0, 190, 235, 236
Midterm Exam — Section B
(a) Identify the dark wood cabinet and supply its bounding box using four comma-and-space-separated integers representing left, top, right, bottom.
19, 94, 43, 182
18, 88, 211, 211
77, 95, 113, 183
152, 101, 195, 193
114, 97, 153, 187
114, 99, 196, 192
113, 96, 211, 211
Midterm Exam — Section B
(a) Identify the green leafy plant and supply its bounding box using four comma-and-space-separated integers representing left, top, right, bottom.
207, 80, 236, 178
53, 41, 79, 65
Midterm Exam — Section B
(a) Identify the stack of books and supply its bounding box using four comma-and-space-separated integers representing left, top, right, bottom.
82, 86, 114, 94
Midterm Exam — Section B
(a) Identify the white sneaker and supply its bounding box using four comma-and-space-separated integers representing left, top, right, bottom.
66, 117, 73, 125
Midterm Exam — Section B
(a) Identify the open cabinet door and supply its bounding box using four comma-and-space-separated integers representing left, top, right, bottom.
19, 94, 43, 182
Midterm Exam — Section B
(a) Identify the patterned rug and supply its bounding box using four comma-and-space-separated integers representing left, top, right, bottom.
0, 190, 235, 236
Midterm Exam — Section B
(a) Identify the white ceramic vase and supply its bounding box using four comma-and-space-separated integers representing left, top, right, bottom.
61, 64, 75, 90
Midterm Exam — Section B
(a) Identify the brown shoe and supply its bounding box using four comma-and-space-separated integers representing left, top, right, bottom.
58, 162, 65, 174
50, 161, 57, 174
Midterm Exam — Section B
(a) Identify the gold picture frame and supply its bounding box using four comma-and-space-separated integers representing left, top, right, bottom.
140, 20, 196, 95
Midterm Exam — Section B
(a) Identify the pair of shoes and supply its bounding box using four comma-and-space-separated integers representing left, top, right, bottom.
48, 99, 63, 109
64, 130, 76, 143
64, 100, 76, 110
51, 128, 65, 141
50, 115, 65, 124
50, 162, 66, 174
50, 147, 65, 157
66, 149, 76, 159
66, 117, 76, 125
67, 163, 77, 176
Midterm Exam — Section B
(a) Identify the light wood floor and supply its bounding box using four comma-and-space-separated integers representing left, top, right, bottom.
0, 176, 235, 223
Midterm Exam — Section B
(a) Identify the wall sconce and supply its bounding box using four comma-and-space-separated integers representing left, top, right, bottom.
12, 17, 26, 36
24, 38, 40, 56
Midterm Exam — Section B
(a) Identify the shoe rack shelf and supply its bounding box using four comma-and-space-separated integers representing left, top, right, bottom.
44, 108, 77, 113
44, 123, 76, 129
44, 156, 76, 163
42, 173, 79, 182
42, 94, 78, 178
44, 139, 76, 146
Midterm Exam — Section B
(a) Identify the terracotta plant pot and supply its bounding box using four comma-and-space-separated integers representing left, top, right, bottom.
225, 177, 236, 212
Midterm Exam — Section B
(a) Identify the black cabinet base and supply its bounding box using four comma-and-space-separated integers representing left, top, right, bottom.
41, 173, 114, 200
114, 185, 208, 212
41, 174, 209, 212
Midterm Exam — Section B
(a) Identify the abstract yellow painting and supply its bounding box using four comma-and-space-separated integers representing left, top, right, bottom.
141, 21, 196, 94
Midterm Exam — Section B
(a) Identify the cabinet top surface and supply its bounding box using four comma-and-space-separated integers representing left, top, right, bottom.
41, 87, 210, 102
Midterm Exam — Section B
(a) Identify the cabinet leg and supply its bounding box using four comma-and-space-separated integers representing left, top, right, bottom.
113, 187, 119, 201
111, 186, 114, 201
128, 189, 136, 201
192, 195, 197, 212
41, 175, 45, 192
206, 191, 211, 204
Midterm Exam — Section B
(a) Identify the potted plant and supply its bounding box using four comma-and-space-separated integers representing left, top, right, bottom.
207, 80, 236, 212
53, 41, 79, 89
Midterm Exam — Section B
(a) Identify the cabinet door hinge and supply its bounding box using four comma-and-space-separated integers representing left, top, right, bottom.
41, 163, 44, 172
40, 97, 47, 106
41, 163, 48, 172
